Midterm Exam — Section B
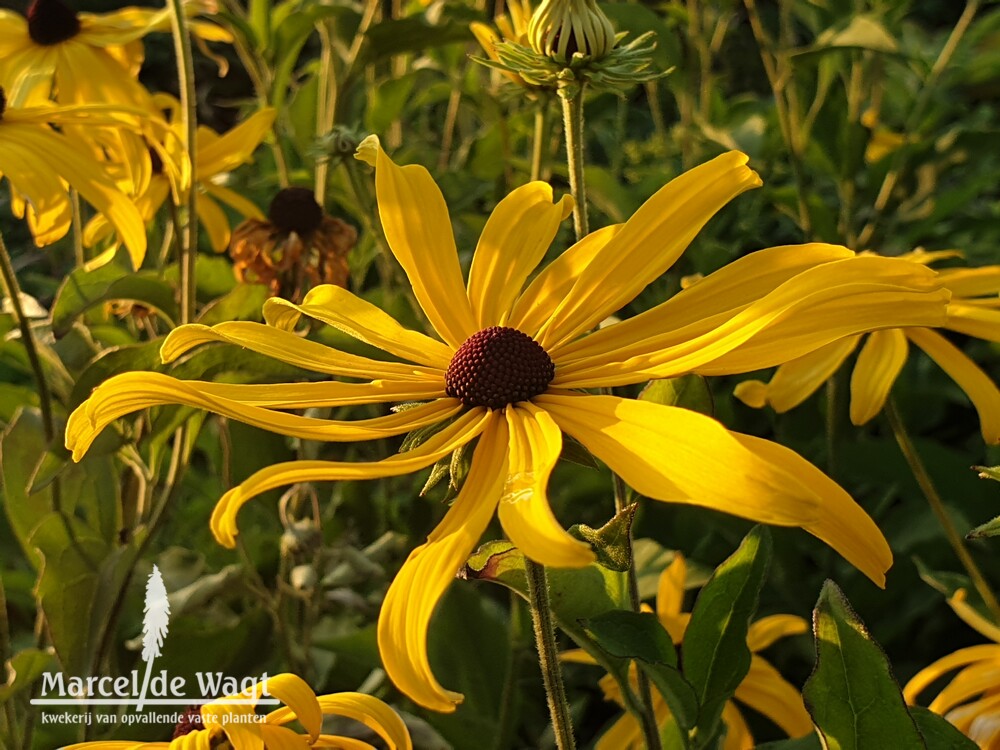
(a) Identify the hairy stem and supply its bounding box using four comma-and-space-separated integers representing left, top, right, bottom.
559, 90, 589, 239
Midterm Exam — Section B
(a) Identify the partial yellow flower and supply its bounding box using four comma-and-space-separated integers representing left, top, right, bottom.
0, 0, 230, 107
734, 249, 1000, 443
0, 87, 146, 265
905, 589, 1000, 748
471, 0, 536, 89
59, 672, 412, 749
563, 554, 812, 750
68, 137, 950, 713
84, 99, 277, 256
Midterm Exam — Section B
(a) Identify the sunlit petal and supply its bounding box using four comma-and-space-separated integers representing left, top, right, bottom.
850, 329, 908, 425
904, 645, 1000, 704
746, 614, 808, 652
948, 589, 1000, 645
721, 701, 753, 750
733, 656, 812, 737
656, 554, 689, 642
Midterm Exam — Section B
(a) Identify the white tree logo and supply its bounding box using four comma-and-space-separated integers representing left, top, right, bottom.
135, 565, 170, 711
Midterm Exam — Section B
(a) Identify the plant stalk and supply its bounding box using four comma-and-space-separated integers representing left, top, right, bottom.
531, 105, 548, 182
559, 89, 589, 239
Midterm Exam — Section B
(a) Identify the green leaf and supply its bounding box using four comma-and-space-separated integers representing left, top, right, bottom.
51, 251, 179, 337
360, 15, 474, 66
975, 465, 1000, 482
967, 514, 1000, 539
196, 283, 269, 326
69, 340, 163, 410
909, 706, 978, 749
0, 648, 57, 704
756, 735, 822, 750
803, 580, 925, 750
795, 15, 903, 59
570, 504, 637, 572
683, 526, 772, 747
640, 375, 714, 416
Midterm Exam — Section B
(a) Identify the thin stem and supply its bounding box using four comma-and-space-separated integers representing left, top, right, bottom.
559, 90, 588, 239
0, 577, 20, 750
315, 20, 337, 205
525, 560, 576, 750
70, 188, 85, 267
166, 0, 199, 324
438, 84, 463, 172
531, 105, 548, 182
886, 397, 1000, 622
0, 234, 54, 444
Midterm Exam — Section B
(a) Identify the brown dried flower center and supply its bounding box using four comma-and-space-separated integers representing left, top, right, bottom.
268, 187, 324, 237
445, 327, 554, 410
27, 0, 81, 46
172, 705, 205, 738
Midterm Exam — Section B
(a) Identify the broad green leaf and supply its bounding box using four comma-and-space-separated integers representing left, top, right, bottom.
0, 647, 56, 704
360, 15, 474, 66
640, 375, 714, 416
196, 283, 269, 326
803, 580, 924, 750
2, 409, 55, 567
365, 74, 417, 134
909, 706, 978, 749
683, 526, 771, 747
756, 735, 822, 750
69, 340, 163, 410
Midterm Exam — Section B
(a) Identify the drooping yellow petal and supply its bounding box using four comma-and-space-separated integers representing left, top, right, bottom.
467, 182, 572, 328
850, 329, 908, 425
378, 413, 508, 712
721, 701, 754, 750
499, 403, 594, 568
946, 692, 1000, 742
554, 243, 855, 363
268, 694, 412, 750
264, 285, 454, 370
535, 151, 762, 350
946, 303, 1000, 344
939, 265, 1000, 298
210, 408, 490, 547
256, 725, 311, 750
66, 371, 457, 462
904, 645, 1000, 704
170, 731, 212, 750
907, 327, 1000, 444
356, 135, 476, 348
537, 393, 817, 525
948, 589, 1000, 645
196, 108, 276, 179
746, 614, 809, 652
656, 554, 689, 643
188, 380, 443, 408
733, 656, 813, 738
730, 432, 891, 586
195, 190, 231, 252
161, 321, 442, 382
204, 182, 266, 221
249, 674, 323, 741
507, 224, 621, 338
929, 661, 1000, 715
201, 698, 262, 750
733, 337, 860, 414
559, 649, 600, 665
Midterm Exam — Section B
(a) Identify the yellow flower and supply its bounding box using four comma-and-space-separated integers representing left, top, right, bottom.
563, 554, 812, 750
734, 249, 1000, 443
59, 672, 412, 749
0, 87, 146, 264
905, 590, 1000, 748
471, 1, 536, 89
0, 0, 230, 107
84, 99, 277, 257
68, 137, 950, 712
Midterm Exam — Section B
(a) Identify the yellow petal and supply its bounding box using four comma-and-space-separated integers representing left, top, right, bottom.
507, 224, 621, 338
946, 303, 1000, 344
656, 554, 688, 642
554, 243, 855, 363
195, 190, 231, 252
65, 371, 455, 462
161, 321, 442, 382
378, 414, 508, 712
204, 182, 265, 221
948, 589, 1000, 644
201, 697, 262, 750
467, 182, 572, 328
733, 656, 813, 737
559, 649, 599, 665
499, 403, 594, 568
904, 645, 1000, 704
939, 265, 1000, 298
268, 693, 412, 750
188, 380, 443, 408
264, 286, 454, 370
256, 725, 311, 750
537, 393, 817, 525
210, 408, 490, 547
356, 135, 476, 348
196, 108, 276, 179
535, 152, 762, 350
170, 730, 213, 750
907, 327, 1000, 444
730, 432, 891, 586
734, 337, 859, 413
929, 661, 1000, 715
721, 701, 754, 750
849, 329, 908, 425
595, 711, 644, 750
746, 614, 809, 652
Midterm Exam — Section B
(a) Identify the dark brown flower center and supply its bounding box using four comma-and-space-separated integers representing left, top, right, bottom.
172, 705, 204, 738
27, 0, 81, 46
445, 327, 554, 410
0, 88, 6, 121
268, 187, 324, 237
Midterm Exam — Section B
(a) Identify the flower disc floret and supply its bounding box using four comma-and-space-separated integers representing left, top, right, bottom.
445, 326, 554, 409
26, 0, 81, 45
268, 187, 324, 237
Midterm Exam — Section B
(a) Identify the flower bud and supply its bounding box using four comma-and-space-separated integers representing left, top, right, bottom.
528, 0, 616, 63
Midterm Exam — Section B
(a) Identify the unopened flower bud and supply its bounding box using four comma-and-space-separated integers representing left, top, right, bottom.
528, 0, 616, 63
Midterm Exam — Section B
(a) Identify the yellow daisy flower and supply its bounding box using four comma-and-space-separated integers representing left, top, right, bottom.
67, 137, 950, 712
0, 0, 230, 107
734, 249, 1000, 444
59, 672, 412, 749
563, 554, 812, 750
905, 589, 1000, 748
0, 87, 145, 264
84, 99, 277, 257
471, 0, 536, 89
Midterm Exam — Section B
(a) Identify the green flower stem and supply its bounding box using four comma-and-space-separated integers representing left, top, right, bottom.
166, 0, 198, 324
0, 233, 54, 445
531, 104, 549, 182
886, 397, 1000, 623
559, 89, 589, 239
70, 188, 84, 267
525, 559, 576, 750
314, 20, 337, 205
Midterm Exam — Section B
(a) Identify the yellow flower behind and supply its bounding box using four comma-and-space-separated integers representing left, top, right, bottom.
471, 0, 536, 89
0, 88, 146, 264
60, 672, 412, 749
563, 554, 812, 750
68, 137, 951, 713
905, 590, 1000, 748
734, 249, 1000, 443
